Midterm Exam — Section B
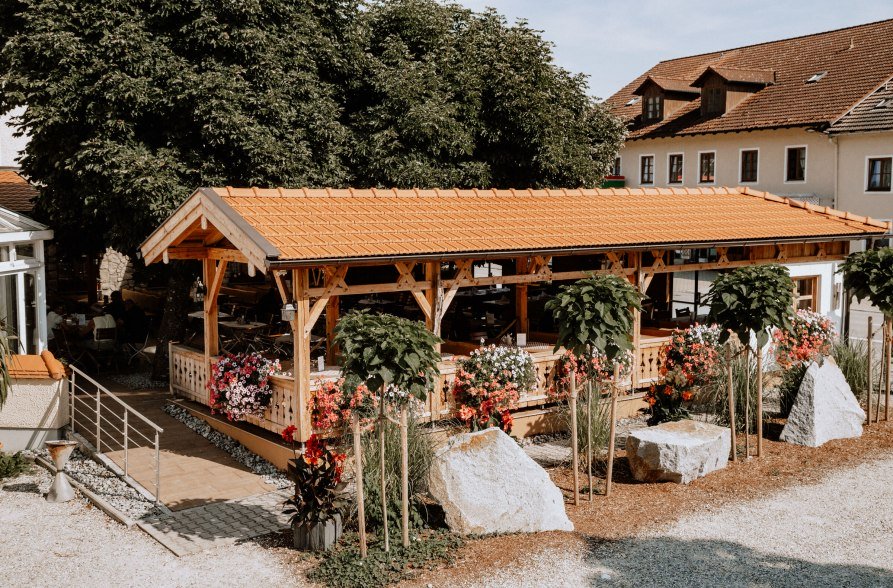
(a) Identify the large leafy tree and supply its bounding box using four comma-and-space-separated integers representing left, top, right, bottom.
346, 0, 626, 188
0, 0, 354, 253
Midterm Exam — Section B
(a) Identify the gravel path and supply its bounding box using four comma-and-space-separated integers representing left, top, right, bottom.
469, 455, 893, 587
0, 465, 299, 587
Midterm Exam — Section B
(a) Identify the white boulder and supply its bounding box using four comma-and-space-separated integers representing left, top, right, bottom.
780, 358, 865, 447
428, 427, 573, 534
626, 420, 731, 484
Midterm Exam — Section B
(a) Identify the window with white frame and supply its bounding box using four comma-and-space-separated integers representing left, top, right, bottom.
740, 149, 758, 183
611, 156, 622, 176
867, 157, 892, 192
785, 146, 806, 182
698, 152, 715, 183
668, 154, 683, 184
640, 155, 654, 184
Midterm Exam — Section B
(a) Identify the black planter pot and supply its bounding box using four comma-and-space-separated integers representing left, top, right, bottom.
292, 513, 343, 552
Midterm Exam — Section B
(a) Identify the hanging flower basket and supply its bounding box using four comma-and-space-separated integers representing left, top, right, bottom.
208, 352, 281, 421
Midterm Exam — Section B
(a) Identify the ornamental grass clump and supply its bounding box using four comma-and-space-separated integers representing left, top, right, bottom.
453, 344, 534, 433
207, 352, 281, 421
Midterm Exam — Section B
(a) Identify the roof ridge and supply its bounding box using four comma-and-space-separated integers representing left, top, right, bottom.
654, 18, 893, 66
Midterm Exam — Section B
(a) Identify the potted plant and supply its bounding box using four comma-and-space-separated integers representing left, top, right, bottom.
282, 431, 347, 552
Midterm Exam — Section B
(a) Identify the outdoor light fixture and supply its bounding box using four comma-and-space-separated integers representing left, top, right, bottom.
281, 303, 296, 322
192, 278, 206, 303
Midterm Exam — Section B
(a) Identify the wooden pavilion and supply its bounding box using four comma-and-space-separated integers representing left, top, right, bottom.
140, 186, 888, 443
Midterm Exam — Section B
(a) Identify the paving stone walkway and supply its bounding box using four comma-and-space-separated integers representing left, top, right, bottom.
139, 488, 292, 556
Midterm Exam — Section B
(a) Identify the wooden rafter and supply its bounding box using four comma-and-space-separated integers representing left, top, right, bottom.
441, 260, 473, 319
305, 266, 348, 338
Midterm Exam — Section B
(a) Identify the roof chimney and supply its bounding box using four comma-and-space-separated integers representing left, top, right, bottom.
848, 37, 855, 50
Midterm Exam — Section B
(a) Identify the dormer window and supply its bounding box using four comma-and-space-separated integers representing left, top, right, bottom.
704, 87, 725, 114
692, 66, 775, 118
644, 95, 662, 120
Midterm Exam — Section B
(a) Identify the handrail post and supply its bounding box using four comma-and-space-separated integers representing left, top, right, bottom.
154, 430, 161, 504
96, 386, 102, 453
69, 370, 76, 433
123, 411, 129, 478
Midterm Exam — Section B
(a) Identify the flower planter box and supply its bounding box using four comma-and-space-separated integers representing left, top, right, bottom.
292, 513, 342, 552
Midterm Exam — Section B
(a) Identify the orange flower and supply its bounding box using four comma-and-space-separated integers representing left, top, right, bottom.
681, 391, 693, 402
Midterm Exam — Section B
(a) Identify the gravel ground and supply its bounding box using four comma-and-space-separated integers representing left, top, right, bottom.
0, 465, 299, 587
162, 403, 290, 489
466, 456, 893, 587
29, 448, 163, 520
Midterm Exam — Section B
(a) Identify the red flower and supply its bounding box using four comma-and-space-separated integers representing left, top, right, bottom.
281, 425, 297, 443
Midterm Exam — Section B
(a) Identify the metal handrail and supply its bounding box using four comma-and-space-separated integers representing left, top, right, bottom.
67, 365, 164, 503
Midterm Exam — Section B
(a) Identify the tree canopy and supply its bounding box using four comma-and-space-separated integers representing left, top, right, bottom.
0, 0, 625, 257
839, 247, 893, 317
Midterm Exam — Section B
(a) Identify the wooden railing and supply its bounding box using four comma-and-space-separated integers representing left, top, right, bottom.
169, 339, 668, 438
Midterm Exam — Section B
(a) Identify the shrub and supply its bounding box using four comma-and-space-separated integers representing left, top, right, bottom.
309, 530, 462, 588
548, 348, 633, 399
0, 451, 28, 479
772, 309, 834, 368
565, 385, 612, 463
309, 376, 379, 433
645, 369, 694, 425
453, 345, 533, 432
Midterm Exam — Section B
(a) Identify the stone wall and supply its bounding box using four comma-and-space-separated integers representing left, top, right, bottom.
99, 247, 134, 297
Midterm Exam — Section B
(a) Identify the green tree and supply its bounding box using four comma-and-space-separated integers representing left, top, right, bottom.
839, 247, 893, 316
346, 0, 626, 188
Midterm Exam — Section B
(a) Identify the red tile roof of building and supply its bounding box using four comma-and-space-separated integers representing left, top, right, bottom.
0, 170, 36, 213
830, 79, 893, 134
605, 19, 893, 139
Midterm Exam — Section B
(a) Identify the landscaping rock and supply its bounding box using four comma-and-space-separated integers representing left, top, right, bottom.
626, 420, 731, 484
428, 427, 573, 534
780, 358, 865, 448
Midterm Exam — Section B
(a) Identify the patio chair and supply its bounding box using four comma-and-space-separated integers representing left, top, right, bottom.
124, 332, 157, 366
53, 327, 87, 367
84, 326, 119, 372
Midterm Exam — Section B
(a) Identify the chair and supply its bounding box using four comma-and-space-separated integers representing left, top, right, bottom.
124, 332, 156, 366
84, 326, 118, 372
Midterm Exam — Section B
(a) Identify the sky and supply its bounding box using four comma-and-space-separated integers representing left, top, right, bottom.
458, 0, 893, 99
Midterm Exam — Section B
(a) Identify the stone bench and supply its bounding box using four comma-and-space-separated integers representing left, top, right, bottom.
626, 420, 731, 484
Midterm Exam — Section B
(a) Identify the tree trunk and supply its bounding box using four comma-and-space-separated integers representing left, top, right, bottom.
151, 262, 195, 380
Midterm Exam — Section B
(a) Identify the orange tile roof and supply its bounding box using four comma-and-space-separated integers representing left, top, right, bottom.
8, 351, 65, 380
191, 186, 886, 264
0, 170, 36, 213
605, 19, 893, 139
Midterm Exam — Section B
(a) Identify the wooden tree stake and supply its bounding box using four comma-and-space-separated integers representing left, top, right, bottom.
570, 375, 579, 506
605, 364, 620, 497
878, 319, 886, 424
400, 407, 409, 548
878, 315, 893, 421
379, 388, 389, 552
744, 356, 751, 459
867, 316, 874, 425
586, 378, 593, 502
727, 345, 737, 462
756, 349, 763, 458
352, 413, 367, 558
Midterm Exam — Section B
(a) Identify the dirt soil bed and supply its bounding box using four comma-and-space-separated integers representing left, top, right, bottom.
395, 420, 893, 587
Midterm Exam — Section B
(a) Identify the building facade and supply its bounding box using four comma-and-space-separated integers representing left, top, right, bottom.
605, 19, 893, 337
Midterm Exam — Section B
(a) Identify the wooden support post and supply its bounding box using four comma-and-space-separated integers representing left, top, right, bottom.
756, 349, 763, 458
400, 407, 409, 548
878, 318, 886, 424
867, 316, 874, 425
203, 258, 221, 378
426, 262, 443, 350
586, 378, 593, 502
352, 414, 367, 558
379, 387, 389, 552
570, 375, 579, 506
605, 364, 619, 497
515, 258, 529, 335
727, 345, 737, 462
325, 295, 339, 365
293, 269, 312, 441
